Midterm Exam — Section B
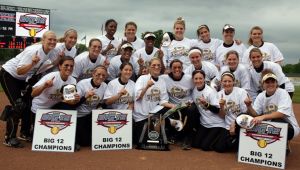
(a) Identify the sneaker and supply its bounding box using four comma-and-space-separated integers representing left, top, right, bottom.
3, 138, 24, 148
182, 137, 192, 150
167, 137, 176, 145
182, 143, 192, 150
18, 134, 32, 142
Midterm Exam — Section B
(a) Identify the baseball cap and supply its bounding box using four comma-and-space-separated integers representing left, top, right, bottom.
236, 114, 255, 129
63, 84, 76, 101
144, 33, 156, 39
261, 73, 277, 83
121, 43, 134, 50
223, 24, 235, 32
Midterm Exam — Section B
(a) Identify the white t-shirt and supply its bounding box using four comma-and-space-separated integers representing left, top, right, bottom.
184, 61, 219, 85
72, 51, 106, 81
98, 35, 121, 61
162, 37, 192, 69
55, 43, 77, 58
104, 78, 135, 109
215, 42, 246, 67
190, 38, 223, 64
133, 74, 169, 122
253, 88, 299, 138
107, 55, 139, 81
76, 78, 107, 117
132, 47, 159, 67
31, 71, 77, 113
242, 42, 284, 65
249, 61, 294, 100
121, 37, 144, 52
160, 74, 193, 104
219, 64, 251, 93
192, 85, 224, 128
2, 44, 57, 80
218, 87, 248, 130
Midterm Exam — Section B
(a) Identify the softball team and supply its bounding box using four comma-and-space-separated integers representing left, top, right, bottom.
0, 18, 298, 156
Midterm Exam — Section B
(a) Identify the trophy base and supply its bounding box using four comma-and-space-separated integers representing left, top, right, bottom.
137, 142, 169, 151
137, 114, 169, 151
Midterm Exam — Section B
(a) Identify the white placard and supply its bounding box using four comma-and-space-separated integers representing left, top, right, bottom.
32, 109, 77, 152
15, 12, 50, 37
92, 109, 132, 151
238, 121, 288, 169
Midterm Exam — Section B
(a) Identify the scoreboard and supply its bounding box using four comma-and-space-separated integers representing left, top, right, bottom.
0, 4, 50, 49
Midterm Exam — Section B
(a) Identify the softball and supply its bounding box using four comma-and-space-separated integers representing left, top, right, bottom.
51, 126, 60, 135
29, 28, 36, 37
108, 126, 117, 134
257, 139, 267, 148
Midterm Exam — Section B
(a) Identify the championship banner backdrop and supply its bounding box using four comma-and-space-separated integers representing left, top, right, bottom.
92, 109, 132, 151
238, 121, 288, 169
0, 5, 50, 49
15, 12, 49, 37
32, 109, 77, 153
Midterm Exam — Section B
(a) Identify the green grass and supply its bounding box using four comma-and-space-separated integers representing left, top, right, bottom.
293, 86, 300, 103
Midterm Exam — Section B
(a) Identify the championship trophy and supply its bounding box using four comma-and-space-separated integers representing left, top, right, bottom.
137, 103, 187, 151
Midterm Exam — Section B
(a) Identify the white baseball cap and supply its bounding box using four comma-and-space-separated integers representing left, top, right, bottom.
144, 33, 156, 39
121, 43, 134, 50
262, 73, 277, 83
223, 24, 235, 32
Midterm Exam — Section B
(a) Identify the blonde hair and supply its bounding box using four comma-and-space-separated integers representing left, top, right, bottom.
148, 57, 161, 67
58, 29, 77, 42
173, 17, 185, 29
248, 26, 264, 45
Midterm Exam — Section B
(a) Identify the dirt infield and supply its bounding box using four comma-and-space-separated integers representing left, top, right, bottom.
0, 92, 299, 170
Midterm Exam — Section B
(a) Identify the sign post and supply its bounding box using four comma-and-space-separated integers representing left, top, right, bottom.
92, 109, 132, 151
238, 121, 288, 169
32, 109, 77, 152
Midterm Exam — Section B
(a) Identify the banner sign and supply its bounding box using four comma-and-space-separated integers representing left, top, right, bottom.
32, 109, 77, 152
238, 121, 288, 169
0, 5, 49, 49
92, 109, 132, 151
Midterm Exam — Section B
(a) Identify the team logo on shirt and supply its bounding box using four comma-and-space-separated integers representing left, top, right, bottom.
171, 46, 189, 57
86, 95, 101, 106
265, 104, 278, 114
234, 79, 241, 88
107, 48, 118, 56
146, 87, 161, 102
96, 111, 128, 134
79, 68, 95, 80
170, 86, 187, 99
225, 100, 241, 115
244, 123, 282, 148
39, 111, 72, 135
262, 52, 271, 61
202, 48, 214, 61
49, 89, 62, 101
18, 13, 47, 37
116, 93, 133, 104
